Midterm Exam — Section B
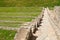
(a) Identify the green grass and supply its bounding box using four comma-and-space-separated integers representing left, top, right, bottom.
0, 7, 42, 27
0, 22, 23, 27
0, 12, 40, 21
0, 29, 16, 40
0, 12, 41, 16
0, 17, 34, 21
48, 7, 54, 10
0, 12, 40, 27
0, 0, 60, 7
0, 7, 42, 12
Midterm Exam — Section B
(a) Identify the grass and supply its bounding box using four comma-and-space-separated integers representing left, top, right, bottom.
0, 12, 40, 21
0, 12, 41, 17
48, 7, 54, 10
0, 7, 42, 40
0, 29, 16, 40
0, 7, 42, 27
0, 0, 60, 7
0, 12, 39, 27
0, 22, 22, 27
0, 0, 59, 40
0, 17, 34, 21
0, 7, 42, 12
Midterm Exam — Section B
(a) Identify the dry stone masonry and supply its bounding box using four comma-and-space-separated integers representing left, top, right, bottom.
14, 6, 60, 40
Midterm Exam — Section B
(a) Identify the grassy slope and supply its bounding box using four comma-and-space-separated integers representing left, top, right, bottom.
0, 12, 40, 27
0, 7, 42, 27
0, 7, 42, 12
0, 0, 60, 7
0, 7, 42, 40
0, 29, 16, 40
0, 0, 58, 40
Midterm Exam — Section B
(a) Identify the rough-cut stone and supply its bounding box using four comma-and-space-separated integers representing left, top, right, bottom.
35, 7, 60, 40
14, 7, 60, 40
14, 28, 30, 40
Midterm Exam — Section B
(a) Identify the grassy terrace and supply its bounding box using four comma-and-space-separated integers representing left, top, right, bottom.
0, 7, 42, 12
0, 7, 42, 40
0, 0, 59, 40
0, 29, 16, 40
0, 22, 22, 27
0, 7, 42, 27
0, 12, 40, 17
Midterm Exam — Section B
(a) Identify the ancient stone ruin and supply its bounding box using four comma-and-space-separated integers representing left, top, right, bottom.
14, 6, 60, 40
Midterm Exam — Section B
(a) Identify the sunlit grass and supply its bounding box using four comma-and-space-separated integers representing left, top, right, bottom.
0, 7, 42, 12
0, 29, 16, 40
0, 7, 42, 27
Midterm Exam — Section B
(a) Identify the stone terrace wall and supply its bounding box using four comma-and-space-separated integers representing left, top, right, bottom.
14, 8, 44, 40
14, 7, 60, 40
54, 6, 60, 27
45, 7, 60, 40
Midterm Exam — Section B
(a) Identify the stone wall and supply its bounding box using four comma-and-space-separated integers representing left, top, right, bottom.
14, 8, 44, 40
14, 7, 60, 40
